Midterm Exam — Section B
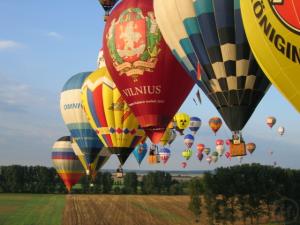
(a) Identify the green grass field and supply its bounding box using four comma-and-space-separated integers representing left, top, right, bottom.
0, 194, 65, 225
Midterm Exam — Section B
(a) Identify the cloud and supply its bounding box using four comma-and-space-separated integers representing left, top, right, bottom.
0, 40, 22, 50
46, 31, 63, 40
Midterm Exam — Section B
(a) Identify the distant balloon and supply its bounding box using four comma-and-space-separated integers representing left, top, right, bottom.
209, 117, 222, 135
197, 144, 205, 153
216, 144, 225, 157
266, 117, 276, 128
206, 156, 212, 165
277, 126, 285, 136
216, 139, 224, 146
174, 113, 190, 135
181, 162, 187, 169
225, 139, 231, 146
225, 151, 231, 159
99, 0, 119, 21
204, 148, 211, 156
246, 143, 256, 154
182, 149, 193, 160
197, 151, 204, 161
189, 117, 201, 134
133, 143, 148, 166
184, 134, 195, 148
52, 136, 85, 192
159, 148, 171, 164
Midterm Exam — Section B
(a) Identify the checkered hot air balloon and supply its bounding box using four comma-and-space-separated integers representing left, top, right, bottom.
154, 0, 271, 137
52, 136, 85, 192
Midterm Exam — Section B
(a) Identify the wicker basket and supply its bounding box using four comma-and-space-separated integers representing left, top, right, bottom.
230, 142, 247, 157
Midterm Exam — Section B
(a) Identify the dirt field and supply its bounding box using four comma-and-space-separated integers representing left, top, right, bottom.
63, 195, 201, 225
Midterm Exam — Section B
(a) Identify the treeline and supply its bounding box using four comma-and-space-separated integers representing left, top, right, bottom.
188, 163, 300, 225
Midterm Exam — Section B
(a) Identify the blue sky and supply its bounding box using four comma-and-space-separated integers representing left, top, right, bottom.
0, 0, 299, 170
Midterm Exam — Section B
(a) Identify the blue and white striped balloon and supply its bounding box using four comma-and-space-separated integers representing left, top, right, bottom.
184, 134, 195, 148
189, 117, 201, 134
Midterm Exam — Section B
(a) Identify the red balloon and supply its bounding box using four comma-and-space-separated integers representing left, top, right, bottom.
197, 144, 205, 152
181, 162, 187, 168
225, 139, 231, 146
216, 139, 224, 146
103, 0, 194, 144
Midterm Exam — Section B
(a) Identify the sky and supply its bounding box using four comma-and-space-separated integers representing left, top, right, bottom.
0, 0, 299, 171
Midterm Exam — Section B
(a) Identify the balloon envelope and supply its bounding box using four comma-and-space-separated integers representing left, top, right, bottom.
184, 134, 195, 148
182, 149, 193, 160
52, 136, 85, 192
154, 0, 271, 132
60, 72, 105, 175
81, 68, 146, 165
209, 117, 222, 134
159, 148, 171, 164
103, 0, 194, 144
189, 117, 201, 134
266, 116, 276, 128
133, 143, 148, 165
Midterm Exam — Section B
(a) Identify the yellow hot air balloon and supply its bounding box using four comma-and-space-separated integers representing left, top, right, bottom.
174, 113, 190, 135
241, 0, 300, 113
81, 67, 146, 165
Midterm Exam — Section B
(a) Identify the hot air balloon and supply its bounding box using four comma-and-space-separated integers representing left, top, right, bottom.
211, 152, 219, 163
133, 143, 148, 166
60, 72, 105, 175
197, 151, 204, 161
181, 162, 187, 169
81, 67, 146, 166
154, 0, 271, 139
266, 117, 277, 128
159, 148, 171, 164
160, 128, 172, 146
197, 144, 205, 153
241, 0, 300, 113
168, 129, 177, 146
99, 0, 119, 21
206, 156, 212, 165
103, 0, 195, 144
184, 134, 195, 148
246, 143, 256, 154
174, 113, 190, 135
148, 144, 158, 164
52, 136, 85, 192
209, 117, 222, 135
189, 117, 201, 134
216, 144, 225, 157
216, 139, 224, 146
278, 126, 285, 136
225, 151, 231, 159
204, 148, 211, 155
225, 139, 231, 146
182, 149, 193, 160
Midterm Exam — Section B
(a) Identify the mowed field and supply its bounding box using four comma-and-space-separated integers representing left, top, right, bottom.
63, 195, 200, 225
0, 194, 65, 225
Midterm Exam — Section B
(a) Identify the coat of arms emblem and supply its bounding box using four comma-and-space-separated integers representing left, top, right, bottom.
106, 8, 161, 81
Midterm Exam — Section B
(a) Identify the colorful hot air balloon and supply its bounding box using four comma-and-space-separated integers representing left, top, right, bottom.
266, 116, 277, 128
99, 0, 119, 21
189, 117, 201, 134
174, 113, 190, 135
182, 149, 193, 160
181, 162, 187, 169
197, 144, 205, 152
160, 128, 172, 146
168, 129, 177, 146
241, 0, 300, 113
148, 144, 158, 164
216, 144, 225, 157
209, 117, 222, 135
246, 143, 256, 154
103, 0, 194, 144
278, 126, 285, 136
60, 72, 105, 175
52, 136, 85, 192
197, 151, 204, 161
204, 148, 211, 155
159, 148, 171, 164
81, 67, 146, 165
216, 139, 224, 146
211, 152, 219, 163
206, 156, 212, 165
133, 143, 148, 166
225, 151, 231, 159
154, 0, 271, 137
184, 134, 195, 149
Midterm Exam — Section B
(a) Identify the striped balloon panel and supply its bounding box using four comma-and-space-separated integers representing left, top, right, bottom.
52, 136, 85, 191
81, 68, 145, 149
154, 0, 271, 131
60, 72, 104, 165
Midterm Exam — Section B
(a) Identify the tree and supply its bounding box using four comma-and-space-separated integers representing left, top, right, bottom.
123, 172, 138, 194
188, 177, 202, 223
101, 172, 113, 194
